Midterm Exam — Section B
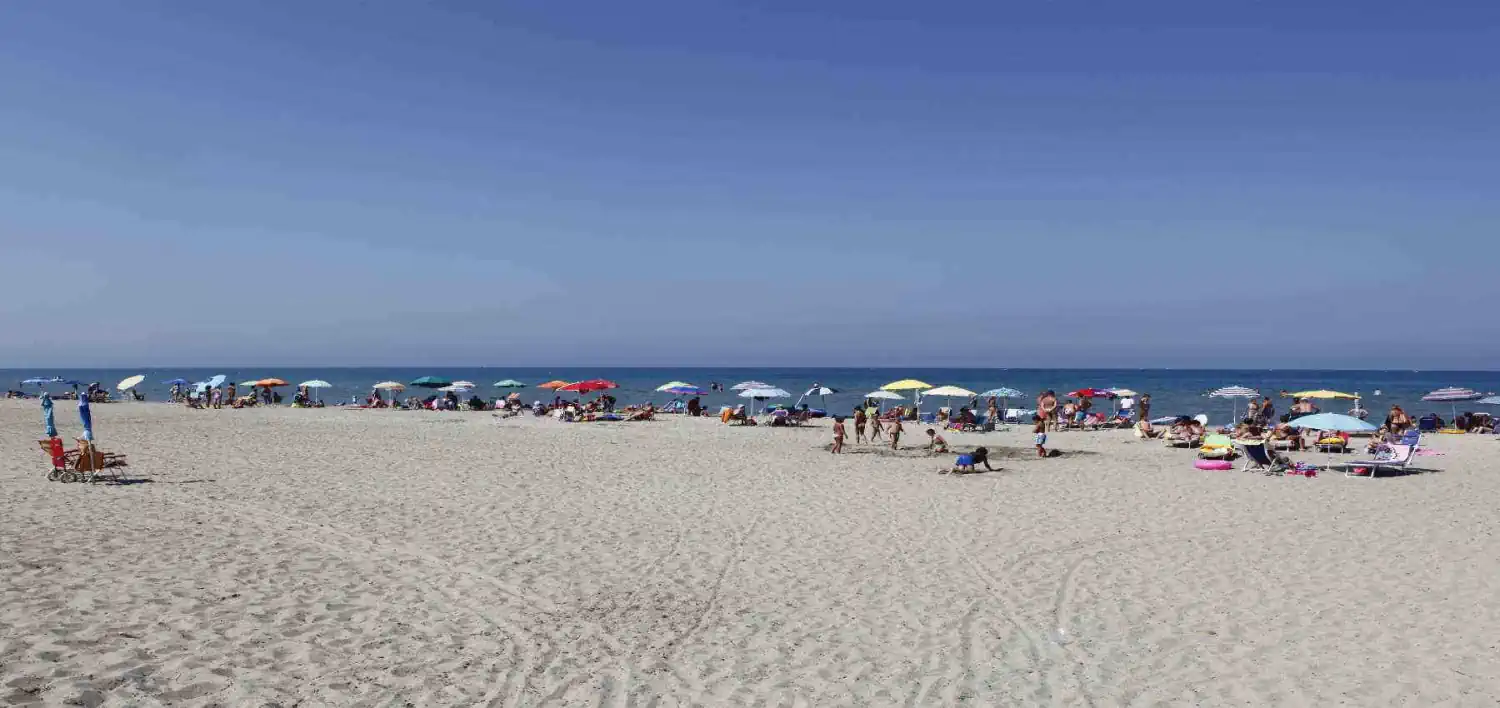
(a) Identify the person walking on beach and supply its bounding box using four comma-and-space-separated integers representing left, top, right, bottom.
831, 417, 846, 454
1038, 390, 1058, 431
226, 382, 237, 406
869, 408, 884, 442
889, 416, 903, 450
1137, 393, 1151, 424
1033, 415, 1049, 457
853, 406, 867, 443
211, 386, 222, 409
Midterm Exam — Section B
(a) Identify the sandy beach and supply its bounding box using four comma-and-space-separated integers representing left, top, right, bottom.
4, 400, 1499, 706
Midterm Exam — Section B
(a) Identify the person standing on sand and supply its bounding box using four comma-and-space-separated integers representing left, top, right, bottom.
1137, 393, 1151, 424
227, 382, 237, 406
831, 417, 846, 453
869, 409, 884, 442
1038, 390, 1058, 431
1033, 415, 1049, 457
853, 406, 867, 443
889, 416, 903, 450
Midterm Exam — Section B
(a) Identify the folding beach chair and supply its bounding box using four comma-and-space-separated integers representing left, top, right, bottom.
1335, 443, 1417, 479
1237, 441, 1288, 475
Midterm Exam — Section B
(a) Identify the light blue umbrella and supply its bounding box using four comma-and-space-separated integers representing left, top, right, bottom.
41, 392, 57, 438
21, 377, 53, 386
163, 378, 190, 385
1479, 396, 1500, 406
78, 389, 94, 441
1286, 413, 1376, 433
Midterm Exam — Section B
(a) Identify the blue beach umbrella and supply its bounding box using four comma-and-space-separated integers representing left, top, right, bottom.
41, 393, 57, 438
163, 378, 190, 386
1285, 412, 1376, 433
665, 386, 707, 396
78, 389, 94, 441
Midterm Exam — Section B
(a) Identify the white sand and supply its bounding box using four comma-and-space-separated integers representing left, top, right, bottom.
3, 400, 1499, 706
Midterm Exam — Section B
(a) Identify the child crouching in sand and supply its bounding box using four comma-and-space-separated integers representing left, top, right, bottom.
945, 446, 995, 474
926, 428, 948, 453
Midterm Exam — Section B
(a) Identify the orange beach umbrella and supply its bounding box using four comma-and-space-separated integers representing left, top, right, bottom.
537, 380, 570, 390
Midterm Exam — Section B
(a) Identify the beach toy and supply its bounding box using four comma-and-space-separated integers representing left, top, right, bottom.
1194, 459, 1233, 471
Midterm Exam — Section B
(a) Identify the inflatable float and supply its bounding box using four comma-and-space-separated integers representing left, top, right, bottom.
1194, 459, 1234, 471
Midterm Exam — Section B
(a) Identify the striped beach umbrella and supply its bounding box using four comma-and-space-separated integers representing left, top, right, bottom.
1208, 385, 1259, 426
1421, 387, 1484, 419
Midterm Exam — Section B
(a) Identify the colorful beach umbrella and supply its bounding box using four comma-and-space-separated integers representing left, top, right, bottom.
655, 381, 694, 392
1285, 390, 1358, 399
493, 379, 527, 388
409, 376, 452, 388
1066, 388, 1117, 399
1286, 412, 1376, 433
664, 385, 707, 396
41, 393, 56, 438
537, 380, 570, 390
980, 387, 1024, 399
1209, 385, 1260, 425
256, 378, 289, 387
116, 374, 146, 391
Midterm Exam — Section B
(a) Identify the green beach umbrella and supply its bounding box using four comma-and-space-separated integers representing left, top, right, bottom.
493, 379, 527, 388
409, 376, 452, 388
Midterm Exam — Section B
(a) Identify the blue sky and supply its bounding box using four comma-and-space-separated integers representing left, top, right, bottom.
1, 0, 1496, 368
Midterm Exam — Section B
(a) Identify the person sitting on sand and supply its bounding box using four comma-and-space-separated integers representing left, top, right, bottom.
1033, 415, 1048, 457
925, 428, 949, 453
888, 416, 903, 450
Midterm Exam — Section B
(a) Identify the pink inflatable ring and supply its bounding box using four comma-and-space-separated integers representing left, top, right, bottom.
1195, 459, 1233, 471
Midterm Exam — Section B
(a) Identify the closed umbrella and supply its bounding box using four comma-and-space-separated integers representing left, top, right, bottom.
41, 392, 56, 438
78, 388, 94, 442
1421, 387, 1484, 420
493, 379, 527, 389
116, 374, 145, 392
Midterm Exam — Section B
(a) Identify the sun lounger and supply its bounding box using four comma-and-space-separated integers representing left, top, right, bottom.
1315, 432, 1350, 453
1335, 443, 1417, 479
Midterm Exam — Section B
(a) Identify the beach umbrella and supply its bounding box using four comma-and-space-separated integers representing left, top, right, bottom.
655, 381, 693, 392
1286, 412, 1377, 433
1285, 390, 1358, 400
493, 379, 527, 389
537, 380, 571, 390
979, 387, 1024, 422
373, 381, 406, 390
451, 380, 476, 389
880, 379, 931, 392
78, 388, 94, 442
559, 379, 619, 394
664, 386, 707, 396
206, 375, 226, 389
738, 387, 790, 416
116, 374, 145, 392
409, 376, 452, 388
438, 384, 473, 393
1478, 396, 1500, 406
731, 380, 771, 391
862, 390, 903, 412
255, 378, 288, 387
923, 386, 978, 417
41, 393, 56, 438
1208, 385, 1260, 426
1421, 387, 1484, 420
797, 385, 839, 411
300, 380, 331, 403
1066, 388, 1117, 399
163, 378, 190, 386
239, 380, 262, 388
20, 377, 53, 386
1108, 388, 1139, 398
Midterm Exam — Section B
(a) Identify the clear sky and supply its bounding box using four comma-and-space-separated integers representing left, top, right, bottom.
1, 1, 1496, 368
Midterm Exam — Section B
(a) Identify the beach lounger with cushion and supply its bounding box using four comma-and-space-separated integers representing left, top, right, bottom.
1335, 443, 1417, 479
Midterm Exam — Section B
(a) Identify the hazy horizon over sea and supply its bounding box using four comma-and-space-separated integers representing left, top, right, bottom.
6, 367, 1498, 424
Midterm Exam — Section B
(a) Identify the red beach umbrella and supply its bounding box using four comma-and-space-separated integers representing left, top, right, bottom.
1067, 388, 1117, 399
558, 379, 619, 394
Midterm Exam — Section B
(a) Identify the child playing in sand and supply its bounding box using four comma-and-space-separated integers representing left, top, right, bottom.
869, 411, 884, 442
947, 446, 995, 474
832, 417, 846, 453
1033, 415, 1048, 457
888, 417, 903, 450
853, 407, 867, 444
925, 428, 948, 453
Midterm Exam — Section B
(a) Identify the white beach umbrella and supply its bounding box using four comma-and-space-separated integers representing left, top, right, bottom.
731, 380, 772, 391
439, 384, 473, 393
451, 381, 476, 389
300, 379, 331, 402
923, 386, 978, 419
116, 374, 145, 391
798, 385, 838, 411
656, 381, 694, 392
738, 387, 790, 415
863, 389, 903, 412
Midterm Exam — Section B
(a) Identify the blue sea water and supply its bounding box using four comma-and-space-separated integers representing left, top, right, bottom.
5, 367, 1497, 424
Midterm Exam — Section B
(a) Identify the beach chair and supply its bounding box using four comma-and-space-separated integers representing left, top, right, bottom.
660, 400, 686, 414
1237, 440, 1288, 475
38, 438, 78, 482
1336, 443, 1417, 479
1418, 415, 1441, 432
73, 439, 126, 483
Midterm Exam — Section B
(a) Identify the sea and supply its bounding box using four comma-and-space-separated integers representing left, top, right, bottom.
5, 368, 1497, 425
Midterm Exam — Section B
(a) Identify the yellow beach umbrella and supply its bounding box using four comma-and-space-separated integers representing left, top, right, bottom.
373, 381, 406, 390
1285, 390, 1358, 399
881, 379, 931, 392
